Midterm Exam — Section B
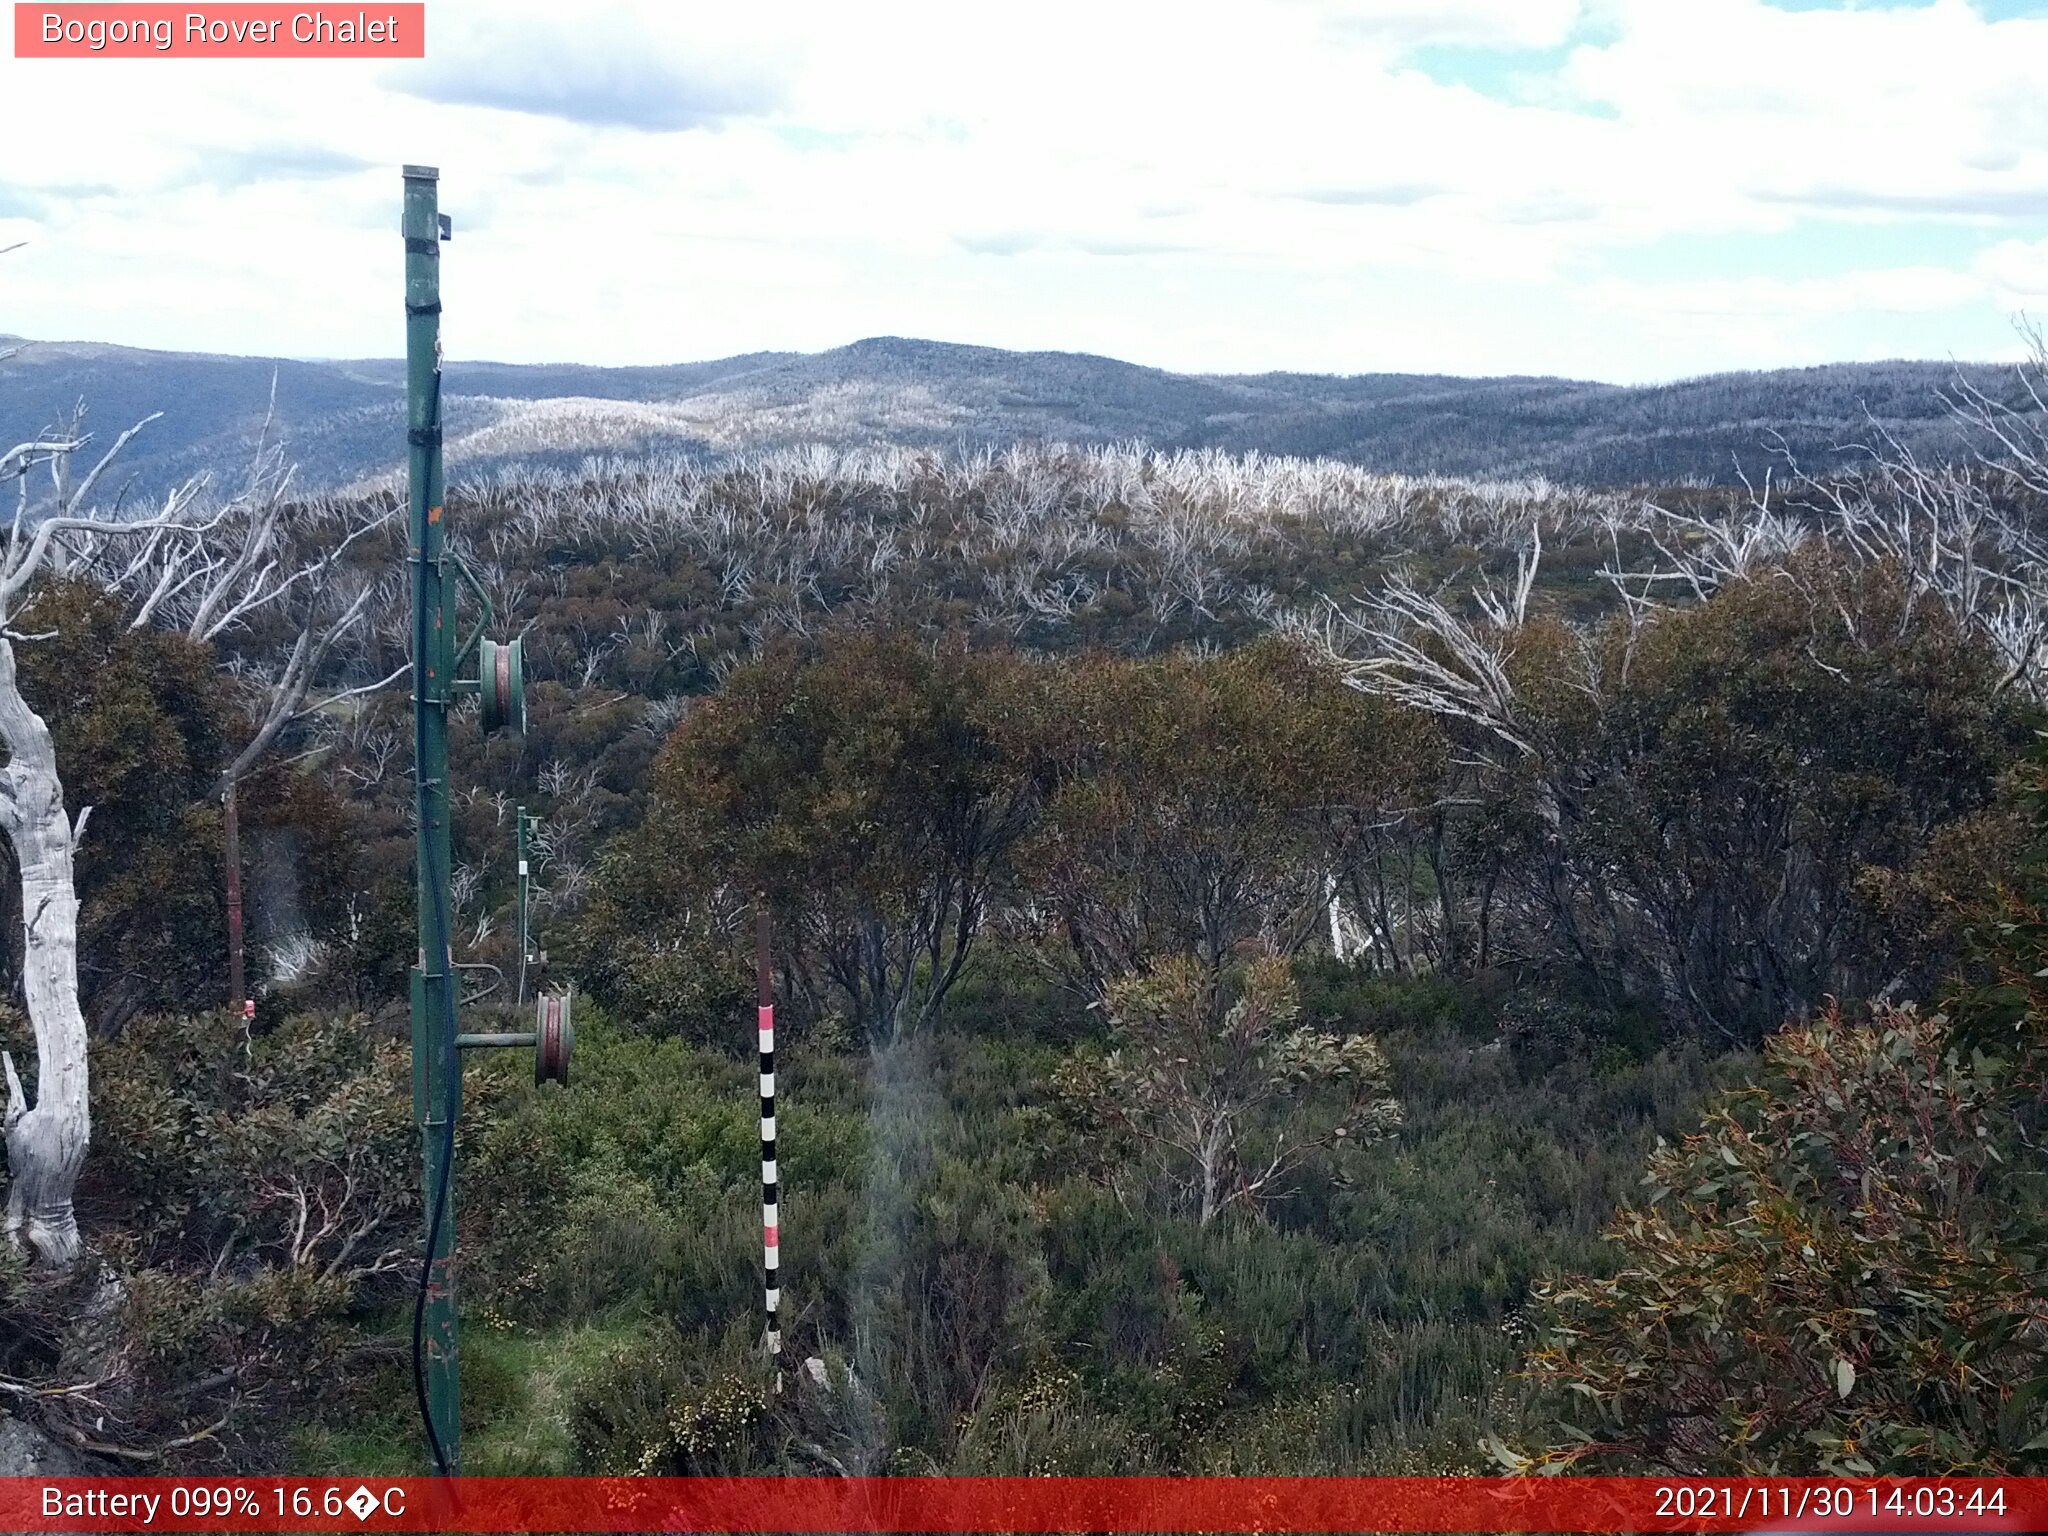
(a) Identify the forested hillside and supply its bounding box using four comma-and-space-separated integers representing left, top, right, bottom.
1, 378, 2045, 1476
0, 332, 2026, 501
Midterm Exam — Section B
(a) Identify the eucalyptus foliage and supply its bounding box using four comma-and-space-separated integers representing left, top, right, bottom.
1520, 1004, 2047, 1473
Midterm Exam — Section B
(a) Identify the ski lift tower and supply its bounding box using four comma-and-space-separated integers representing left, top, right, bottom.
403, 165, 565, 1476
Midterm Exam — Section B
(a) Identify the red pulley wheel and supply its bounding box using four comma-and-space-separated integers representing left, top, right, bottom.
535, 988, 573, 1087
479, 636, 526, 735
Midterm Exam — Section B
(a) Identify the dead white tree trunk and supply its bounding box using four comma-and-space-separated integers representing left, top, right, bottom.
0, 634, 90, 1265
0, 413, 232, 1266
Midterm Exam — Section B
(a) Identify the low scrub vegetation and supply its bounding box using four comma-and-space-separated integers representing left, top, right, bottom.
3, 403, 2047, 1469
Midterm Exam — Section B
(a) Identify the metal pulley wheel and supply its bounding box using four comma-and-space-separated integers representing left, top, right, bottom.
479, 636, 526, 735
535, 987, 573, 1087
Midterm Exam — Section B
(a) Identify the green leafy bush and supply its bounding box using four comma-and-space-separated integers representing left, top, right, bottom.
1498, 553, 2030, 1042
566, 1321, 782, 1475
634, 629, 1040, 1046
1520, 1003, 2048, 1473
1059, 955, 1401, 1227
0, 1009, 431, 1464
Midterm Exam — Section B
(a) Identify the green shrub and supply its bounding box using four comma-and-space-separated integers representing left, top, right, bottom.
2, 1007, 439, 1465
1520, 1004, 2048, 1473
1058, 956, 1400, 1228
566, 1320, 782, 1474
557, 907, 751, 1050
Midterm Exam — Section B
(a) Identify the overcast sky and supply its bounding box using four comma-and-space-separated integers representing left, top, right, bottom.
4, 0, 2048, 382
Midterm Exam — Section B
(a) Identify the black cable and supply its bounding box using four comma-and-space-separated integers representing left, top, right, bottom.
409, 362, 459, 1479
411, 848, 460, 1477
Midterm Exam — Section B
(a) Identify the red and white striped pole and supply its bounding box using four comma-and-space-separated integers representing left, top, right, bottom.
756, 899, 781, 1367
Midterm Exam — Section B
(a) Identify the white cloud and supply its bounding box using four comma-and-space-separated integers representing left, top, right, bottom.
1978, 236, 2048, 306
1558, 0, 2048, 221
1593, 266, 1986, 320
1, 0, 2044, 381
1284, 0, 1584, 52
388, 1, 788, 130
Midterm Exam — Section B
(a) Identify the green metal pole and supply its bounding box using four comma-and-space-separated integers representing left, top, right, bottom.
404, 163, 461, 1474
516, 806, 530, 1007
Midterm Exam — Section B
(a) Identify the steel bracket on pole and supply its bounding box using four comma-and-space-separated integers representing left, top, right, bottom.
448, 548, 494, 674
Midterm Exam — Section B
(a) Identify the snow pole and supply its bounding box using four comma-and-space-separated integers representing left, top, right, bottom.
757, 897, 782, 1376
516, 805, 538, 1006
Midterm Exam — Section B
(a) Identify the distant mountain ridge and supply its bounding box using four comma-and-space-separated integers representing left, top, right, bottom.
0, 332, 2018, 498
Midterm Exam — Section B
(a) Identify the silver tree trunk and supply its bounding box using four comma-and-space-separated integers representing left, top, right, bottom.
0, 636, 89, 1267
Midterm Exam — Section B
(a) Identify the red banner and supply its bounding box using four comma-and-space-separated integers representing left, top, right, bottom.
0, 1476, 2040, 1533
13, 4, 425, 58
